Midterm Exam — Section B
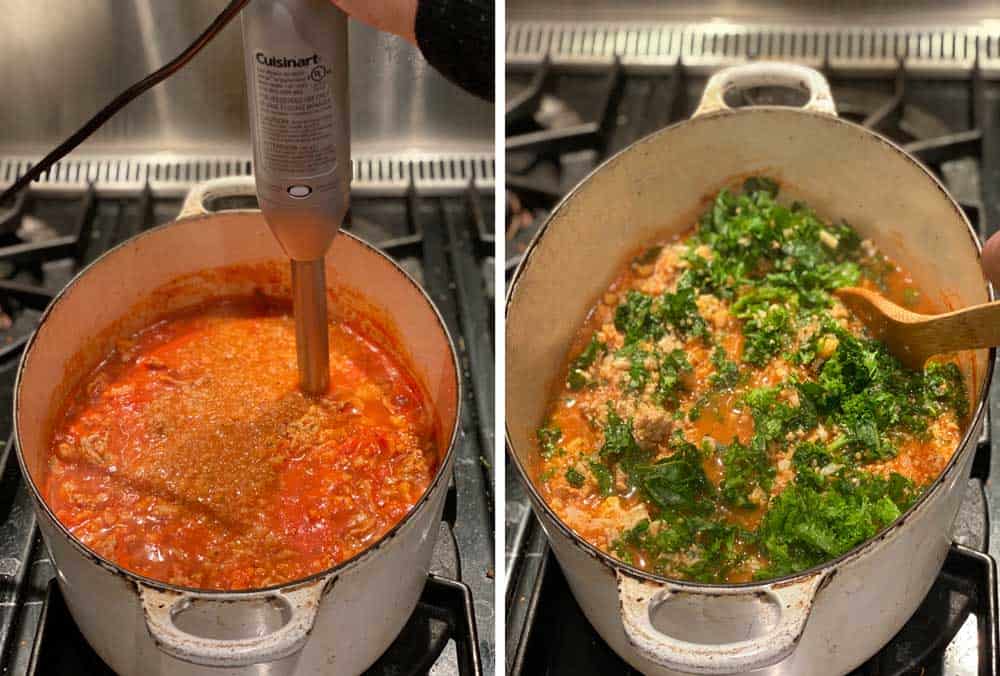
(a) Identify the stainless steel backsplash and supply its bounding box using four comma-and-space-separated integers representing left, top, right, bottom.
507, 0, 1000, 24
0, 1, 493, 156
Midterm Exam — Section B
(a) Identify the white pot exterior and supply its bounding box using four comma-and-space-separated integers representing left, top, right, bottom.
506, 65, 993, 675
16, 199, 461, 675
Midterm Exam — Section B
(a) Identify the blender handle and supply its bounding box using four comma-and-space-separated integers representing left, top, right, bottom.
241, 0, 351, 261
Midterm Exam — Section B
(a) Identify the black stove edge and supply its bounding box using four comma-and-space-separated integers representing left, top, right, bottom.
954, 545, 1000, 675
425, 574, 485, 676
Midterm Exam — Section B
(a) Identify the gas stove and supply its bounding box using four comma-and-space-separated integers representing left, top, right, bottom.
505, 19, 1000, 676
0, 152, 496, 675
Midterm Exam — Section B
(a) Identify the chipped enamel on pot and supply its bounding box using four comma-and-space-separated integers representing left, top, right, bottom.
15, 177, 461, 676
506, 64, 994, 675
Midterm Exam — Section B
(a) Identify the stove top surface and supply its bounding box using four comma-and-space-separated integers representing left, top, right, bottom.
505, 45, 1000, 676
0, 178, 495, 675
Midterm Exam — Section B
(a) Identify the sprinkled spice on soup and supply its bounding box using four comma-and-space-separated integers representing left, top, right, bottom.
46, 296, 438, 590
536, 178, 968, 583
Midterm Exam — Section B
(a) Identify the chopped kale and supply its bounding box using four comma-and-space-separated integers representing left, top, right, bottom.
634, 245, 663, 266
567, 334, 606, 390
924, 361, 968, 420
536, 425, 563, 459
680, 519, 753, 583
717, 438, 775, 509
613, 514, 752, 584
757, 471, 917, 578
614, 285, 709, 347
791, 441, 838, 490
589, 460, 615, 496
615, 291, 662, 346
688, 180, 861, 313
708, 346, 740, 390
617, 343, 653, 394
796, 323, 965, 462
565, 467, 586, 488
740, 305, 792, 367
742, 386, 816, 447
599, 406, 648, 474
658, 286, 710, 340
654, 349, 692, 406
629, 431, 711, 512
600, 412, 709, 511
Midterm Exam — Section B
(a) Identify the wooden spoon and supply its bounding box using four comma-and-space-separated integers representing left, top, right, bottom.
835, 287, 1000, 370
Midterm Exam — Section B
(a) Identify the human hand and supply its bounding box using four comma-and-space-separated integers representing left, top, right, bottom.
330, 0, 417, 44
984, 232, 1000, 289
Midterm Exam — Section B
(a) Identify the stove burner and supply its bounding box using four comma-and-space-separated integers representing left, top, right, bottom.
0, 191, 26, 237
505, 58, 989, 272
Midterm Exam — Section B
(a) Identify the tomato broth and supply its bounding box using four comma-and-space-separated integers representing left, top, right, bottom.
45, 296, 438, 590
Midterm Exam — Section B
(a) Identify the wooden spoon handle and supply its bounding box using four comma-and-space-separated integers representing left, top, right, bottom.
915, 300, 1000, 356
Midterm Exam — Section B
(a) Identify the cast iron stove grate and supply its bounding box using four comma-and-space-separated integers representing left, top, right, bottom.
505, 55, 1000, 676
0, 176, 495, 676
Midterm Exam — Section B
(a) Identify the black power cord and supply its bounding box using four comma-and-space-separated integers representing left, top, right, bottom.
0, 0, 251, 203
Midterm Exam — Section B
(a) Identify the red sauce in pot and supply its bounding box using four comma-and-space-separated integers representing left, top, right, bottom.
44, 296, 438, 590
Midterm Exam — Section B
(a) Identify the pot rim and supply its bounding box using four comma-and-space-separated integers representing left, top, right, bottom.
13, 211, 464, 597
505, 104, 996, 590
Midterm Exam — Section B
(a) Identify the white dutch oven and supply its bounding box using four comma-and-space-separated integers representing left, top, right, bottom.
506, 63, 994, 675
15, 177, 461, 675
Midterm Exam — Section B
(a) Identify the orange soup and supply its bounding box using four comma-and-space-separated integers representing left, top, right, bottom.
536, 178, 968, 583
45, 296, 438, 590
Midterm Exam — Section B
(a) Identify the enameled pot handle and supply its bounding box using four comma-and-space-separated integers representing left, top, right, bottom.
178, 176, 259, 219
140, 576, 329, 667
617, 569, 826, 674
693, 62, 836, 117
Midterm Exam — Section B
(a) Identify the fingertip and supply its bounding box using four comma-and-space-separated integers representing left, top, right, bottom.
982, 231, 1000, 289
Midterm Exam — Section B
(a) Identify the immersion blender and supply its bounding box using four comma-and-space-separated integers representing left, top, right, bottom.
241, 0, 350, 394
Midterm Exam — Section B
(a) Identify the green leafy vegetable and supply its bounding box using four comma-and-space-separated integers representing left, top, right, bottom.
655, 349, 692, 406
613, 285, 709, 349
740, 305, 792, 367
615, 291, 662, 346
536, 425, 563, 459
567, 334, 606, 390
629, 432, 710, 512
757, 471, 917, 578
924, 361, 968, 420
658, 286, 709, 340
599, 405, 647, 472
565, 467, 586, 488
742, 386, 816, 447
613, 515, 752, 583
618, 343, 653, 394
708, 346, 740, 390
717, 438, 775, 509
589, 460, 615, 496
